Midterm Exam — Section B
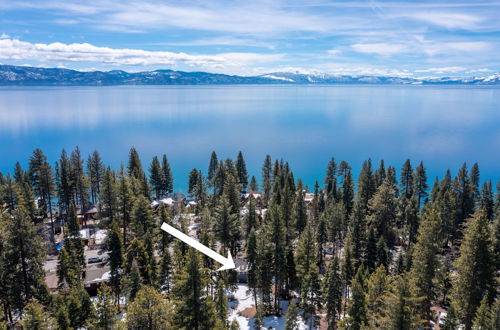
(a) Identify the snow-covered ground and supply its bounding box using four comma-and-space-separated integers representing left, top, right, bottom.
228, 284, 308, 329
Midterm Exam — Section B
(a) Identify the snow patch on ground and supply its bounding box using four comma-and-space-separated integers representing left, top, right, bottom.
227, 284, 308, 329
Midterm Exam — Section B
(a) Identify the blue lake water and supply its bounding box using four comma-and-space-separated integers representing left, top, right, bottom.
0, 85, 499, 192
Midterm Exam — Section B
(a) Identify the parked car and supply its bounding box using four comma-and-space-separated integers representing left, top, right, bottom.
87, 256, 103, 264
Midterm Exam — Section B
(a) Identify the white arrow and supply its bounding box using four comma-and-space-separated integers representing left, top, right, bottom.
160, 222, 235, 271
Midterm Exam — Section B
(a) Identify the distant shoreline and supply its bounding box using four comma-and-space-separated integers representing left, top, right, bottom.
1, 64, 499, 86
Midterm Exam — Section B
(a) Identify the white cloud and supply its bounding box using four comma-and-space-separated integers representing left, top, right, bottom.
415, 66, 466, 74
403, 12, 483, 30
466, 68, 492, 73
327, 49, 341, 55
351, 43, 407, 55
0, 33, 10, 39
0, 38, 284, 71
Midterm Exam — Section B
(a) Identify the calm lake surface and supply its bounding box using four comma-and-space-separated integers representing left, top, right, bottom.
1, 85, 499, 191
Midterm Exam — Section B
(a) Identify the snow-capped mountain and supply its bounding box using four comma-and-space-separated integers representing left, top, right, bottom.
0, 65, 499, 86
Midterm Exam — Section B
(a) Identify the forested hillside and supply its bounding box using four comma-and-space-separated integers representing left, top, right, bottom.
0, 148, 498, 329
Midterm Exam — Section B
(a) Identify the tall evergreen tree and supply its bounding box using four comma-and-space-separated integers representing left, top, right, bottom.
413, 161, 428, 205
57, 204, 85, 288
249, 175, 259, 192
149, 156, 162, 199
323, 256, 342, 329
207, 151, 218, 183
172, 249, 216, 329
214, 196, 240, 256
262, 155, 272, 202
161, 154, 174, 195
70, 147, 89, 210
236, 151, 249, 191
342, 268, 367, 330
99, 167, 118, 223
378, 273, 424, 330
367, 179, 397, 248
365, 265, 388, 328
21, 299, 56, 329
87, 150, 104, 204
409, 205, 441, 323
2, 202, 48, 314
285, 299, 299, 330
357, 159, 375, 213
400, 159, 414, 198
126, 286, 172, 329
117, 167, 134, 246
91, 284, 118, 330
107, 221, 124, 298
28, 148, 56, 238
450, 208, 495, 329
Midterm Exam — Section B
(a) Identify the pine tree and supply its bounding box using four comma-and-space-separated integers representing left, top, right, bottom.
127, 286, 172, 329
70, 147, 89, 210
161, 154, 174, 195
214, 276, 229, 327
365, 265, 388, 328
28, 148, 55, 235
58, 285, 93, 329
2, 202, 49, 313
480, 180, 494, 220
400, 159, 414, 198
254, 305, 265, 330
454, 163, 475, 237
55, 149, 73, 216
374, 159, 386, 188
294, 188, 308, 234
323, 256, 342, 329
264, 205, 287, 314
409, 205, 441, 323
414, 161, 428, 206
149, 156, 162, 199
21, 299, 56, 329
367, 179, 397, 248
249, 175, 259, 192
245, 195, 258, 237
125, 238, 156, 287
450, 209, 495, 329
285, 299, 299, 330
342, 268, 367, 330
127, 147, 149, 197
107, 221, 124, 298
87, 150, 104, 204
342, 170, 355, 217
132, 195, 155, 241
247, 230, 259, 307
214, 196, 240, 256
236, 151, 249, 191
207, 151, 218, 183
378, 273, 424, 330
470, 162, 481, 204
158, 248, 172, 293
357, 159, 375, 213
295, 222, 320, 325
262, 155, 272, 202
172, 249, 216, 329
99, 167, 118, 222
117, 168, 134, 246
57, 204, 85, 288
345, 201, 365, 268
488, 299, 500, 329
91, 284, 118, 330
325, 158, 338, 201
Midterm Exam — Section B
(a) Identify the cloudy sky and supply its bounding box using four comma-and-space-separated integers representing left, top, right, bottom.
0, 0, 499, 76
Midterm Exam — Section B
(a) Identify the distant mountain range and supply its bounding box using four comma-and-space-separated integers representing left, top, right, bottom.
1, 65, 499, 86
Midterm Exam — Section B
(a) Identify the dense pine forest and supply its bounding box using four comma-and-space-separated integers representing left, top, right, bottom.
0, 147, 498, 329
